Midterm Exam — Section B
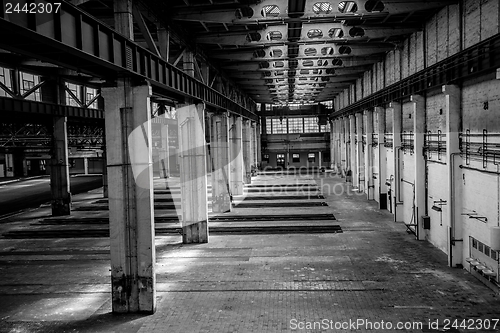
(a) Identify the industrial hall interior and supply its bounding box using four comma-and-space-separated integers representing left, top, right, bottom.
1, 0, 500, 332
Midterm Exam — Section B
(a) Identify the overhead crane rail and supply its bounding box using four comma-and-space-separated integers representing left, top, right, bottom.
0, 0, 258, 121
330, 32, 500, 119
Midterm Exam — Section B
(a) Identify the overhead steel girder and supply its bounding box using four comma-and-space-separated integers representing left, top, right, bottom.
198, 23, 417, 44
212, 53, 384, 65
300, 23, 418, 40
236, 76, 360, 86
221, 55, 384, 67
0, 96, 104, 119
173, 0, 453, 23
330, 33, 500, 119
0, 1, 257, 121
223, 64, 370, 73
196, 28, 409, 45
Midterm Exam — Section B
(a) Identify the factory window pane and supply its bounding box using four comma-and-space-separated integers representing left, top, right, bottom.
86, 87, 98, 109
0, 67, 12, 97
266, 120, 272, 134
338, 1, 358, 13
65, 82, 81, 107
313, 2, 333, 14
261, 5, 280, 17
288, 118, 303, 133
271, 118, 286, 134
304, 117, 319, 133
21, 72, 41, 101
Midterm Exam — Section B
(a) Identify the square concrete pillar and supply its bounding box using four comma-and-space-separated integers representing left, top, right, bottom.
114, 0, 133, 39
411, 95, 426, 240
341, 117, 348, 177
390, 102, 403, 221
102, 149, 108, 198
159, 119, 170, 179
83, 157, 89, 175
356, 112, 364, 192
329, 120, 334, 170
443, 84, 463, 266
177, 103, 209, 243
375, 106, 388, 209
102, 79, 156, 313
50, 116, 71, 216
210, 112, 232, 213
229, 115, 244, 195
349, 115, 357, 186
242, 119, 252, 184
256, 122, 262, 170
253, 122, 258, 170
364, 109, 374, 200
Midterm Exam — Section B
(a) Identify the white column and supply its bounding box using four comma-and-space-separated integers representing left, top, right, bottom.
443, 85, 463, 266
242, 119, 252, 184
364, 109, 374, 200
159, 119, 170, 178
211, 112, 232, 213
391, 102, 403, 221
256, 122, 262, 170
83, 157, 89, 175
341, 117, 348, 177
50, 116, 71, 216
330, 120, 335, 170
411, 95, 426, 240
376, 106, 388, 209
356, 112, 363, 192
230, 115, 244, 195
349, 115, 356, 187
177, 103, 209, 243
102, 79, 156, 313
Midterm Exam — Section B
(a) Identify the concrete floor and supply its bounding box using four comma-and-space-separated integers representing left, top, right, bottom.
0, 172, 499, 332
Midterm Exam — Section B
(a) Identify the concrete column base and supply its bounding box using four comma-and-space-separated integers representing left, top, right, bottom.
182, 221, 208, 243
50, 116, 71, 216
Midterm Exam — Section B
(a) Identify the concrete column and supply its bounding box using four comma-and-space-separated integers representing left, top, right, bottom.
329, 120, 334, 170
211, 112, 232, 213
159, 119, 170, 178
83, 157, 89, 175
102, 149, 108, 198
318, 151, 322, 168
251, 121, 257, 171
50, 116, 71, 216
256, 122, 262, 170
376, 106, 387, 209
102, 79, 156, 313
229, 115, 244, 195
157, 28, 169, 61
177, 103, 209, 243
364, 109, 374, 200
337, 119, 343, 173
183, 52, 195, 77
443, 85, 462, 266
242, 119, 251, 184
390, 102, 403, 221
341, 117, 348, 177
356, 112, 363, 192
114, 0, 134, 39
349, 115, 356, 186
411, 95, 426, 240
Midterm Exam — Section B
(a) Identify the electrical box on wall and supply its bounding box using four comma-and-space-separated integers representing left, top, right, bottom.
422, 216, 431, 229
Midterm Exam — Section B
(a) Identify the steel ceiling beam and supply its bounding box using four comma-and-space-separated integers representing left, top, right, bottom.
0, 1, 258, 121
